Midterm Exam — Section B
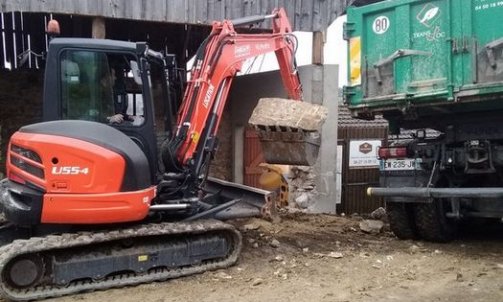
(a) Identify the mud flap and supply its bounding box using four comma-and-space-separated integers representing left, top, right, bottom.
249, 98, 327, 166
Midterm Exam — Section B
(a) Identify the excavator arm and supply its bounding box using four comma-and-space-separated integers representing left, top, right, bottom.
169, 8, 302, 178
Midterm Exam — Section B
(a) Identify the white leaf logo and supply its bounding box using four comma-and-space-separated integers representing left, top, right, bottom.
420, 7, 439, 24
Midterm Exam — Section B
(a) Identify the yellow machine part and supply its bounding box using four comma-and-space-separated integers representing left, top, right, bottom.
258, 164, 289, 207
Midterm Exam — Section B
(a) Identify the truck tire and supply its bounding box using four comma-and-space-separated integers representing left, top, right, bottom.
386, 202, 417, 240
413, 199, 458, 242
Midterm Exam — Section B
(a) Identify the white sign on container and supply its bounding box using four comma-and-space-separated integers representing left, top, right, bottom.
349, 140, 381, 168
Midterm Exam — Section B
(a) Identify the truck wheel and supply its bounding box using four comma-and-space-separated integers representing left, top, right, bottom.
413, 198, 458, 242
386, 202, 417, 240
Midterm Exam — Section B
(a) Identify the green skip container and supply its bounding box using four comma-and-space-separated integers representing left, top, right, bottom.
344, 0, 503, 130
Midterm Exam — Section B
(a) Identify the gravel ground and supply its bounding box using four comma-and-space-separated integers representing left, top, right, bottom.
47, 213, 503, 302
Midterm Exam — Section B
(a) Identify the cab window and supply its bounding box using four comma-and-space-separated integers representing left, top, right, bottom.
59, 50, 145, 126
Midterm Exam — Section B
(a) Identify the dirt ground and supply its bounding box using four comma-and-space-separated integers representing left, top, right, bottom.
47, 212, 503, 302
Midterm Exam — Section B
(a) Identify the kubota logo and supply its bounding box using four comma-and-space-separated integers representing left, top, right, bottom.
417, 4, 441, 27
202, 83, 215, 109
234, 45, 251, 58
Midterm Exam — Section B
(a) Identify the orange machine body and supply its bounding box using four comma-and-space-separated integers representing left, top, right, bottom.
7, 131, 155, 224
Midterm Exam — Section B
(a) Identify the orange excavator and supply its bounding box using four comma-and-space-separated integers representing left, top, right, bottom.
0, 8, 324, 300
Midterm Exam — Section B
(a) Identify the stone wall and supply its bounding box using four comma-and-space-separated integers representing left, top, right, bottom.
0, 70, 44, 176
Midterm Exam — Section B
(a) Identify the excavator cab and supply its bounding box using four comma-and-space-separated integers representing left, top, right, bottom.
43, 38, 183, 184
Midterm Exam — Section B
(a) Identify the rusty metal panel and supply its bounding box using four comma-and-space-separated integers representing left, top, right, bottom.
0, 0, 367, 32
338, 125, 387, 214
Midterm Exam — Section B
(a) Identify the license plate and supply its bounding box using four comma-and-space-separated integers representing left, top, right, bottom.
380, 159, 421, 171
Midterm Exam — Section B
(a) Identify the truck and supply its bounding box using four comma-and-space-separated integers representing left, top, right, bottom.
345, 0, 503, 242
0, 8, 326, 300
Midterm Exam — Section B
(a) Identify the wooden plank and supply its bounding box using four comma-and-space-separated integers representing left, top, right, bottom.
300, 0, 313, 32
281, 0, 296, 29
218, 0, 225, 22
0, 13, 5, 68
190, 0, 208, 25
227, 0, 243, 22
243, 0, 252, 17
261, 0, 272, 29
128, 0, 143, 20
206, 0, 217, 23
145, 0, 167, 23
250, 0, 260, 15
294, 0, 302, 33
312, 30, 324, 65
3, 12, 13, 69
243, 128, 265, 188
0, 0, 347, 32
311, 0, 322, 31
13, 12, 23, 69
165, 0, 185, 24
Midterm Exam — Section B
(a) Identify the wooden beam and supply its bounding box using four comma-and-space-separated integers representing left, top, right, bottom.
92, 17, 105, 39
312, 31, 325, 65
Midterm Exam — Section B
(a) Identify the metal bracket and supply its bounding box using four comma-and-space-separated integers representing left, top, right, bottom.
485, 37, 503, 68
373, 49, 431, 84
343, 22, 355, 41
464, 140, 495, 174
448, 198, 462, 220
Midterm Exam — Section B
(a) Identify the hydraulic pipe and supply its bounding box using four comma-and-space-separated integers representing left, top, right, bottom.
367, 187, 503, 199
183, 199, 240, 221
231, 13, 277, 26
149, 204, 191, 211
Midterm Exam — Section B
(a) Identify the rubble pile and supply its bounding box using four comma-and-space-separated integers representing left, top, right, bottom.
288, 166, 317, 209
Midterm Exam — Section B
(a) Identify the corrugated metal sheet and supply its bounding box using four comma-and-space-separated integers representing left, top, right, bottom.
0, 0, 383, 32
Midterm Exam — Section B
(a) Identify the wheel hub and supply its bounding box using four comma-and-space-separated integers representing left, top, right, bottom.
6, 256, 43, 288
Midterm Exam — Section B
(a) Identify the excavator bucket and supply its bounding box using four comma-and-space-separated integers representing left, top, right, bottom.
249, 98, 328, 166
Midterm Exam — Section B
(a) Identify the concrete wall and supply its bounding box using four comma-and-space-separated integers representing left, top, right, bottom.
314, 65, 339, 213
228, 65, 339, 213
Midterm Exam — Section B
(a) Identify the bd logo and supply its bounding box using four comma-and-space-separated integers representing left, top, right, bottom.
359, 142, 373, 154
417, 4, 441, 28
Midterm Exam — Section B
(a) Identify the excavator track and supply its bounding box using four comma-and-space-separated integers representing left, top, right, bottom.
0, 219, 242, 301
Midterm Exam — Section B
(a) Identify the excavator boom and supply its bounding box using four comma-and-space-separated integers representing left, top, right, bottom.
171, 8, 325, 171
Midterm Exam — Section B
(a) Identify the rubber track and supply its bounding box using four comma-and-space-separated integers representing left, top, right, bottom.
0, 219, 242, 301
386, 202, 417, 240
